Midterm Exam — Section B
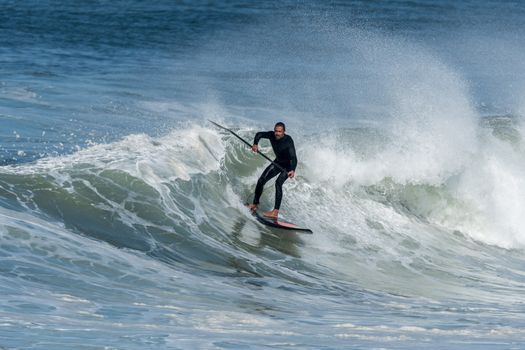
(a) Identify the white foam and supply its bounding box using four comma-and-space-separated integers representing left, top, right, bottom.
443, 128, 525, 248
295, 32, 525, 249
303, 36, 478, 187
1, 124, 225, 186
334, 323, 525, 338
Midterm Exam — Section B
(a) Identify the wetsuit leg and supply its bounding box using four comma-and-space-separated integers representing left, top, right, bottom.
274, 170, 289, 210
253, 164, 281, 205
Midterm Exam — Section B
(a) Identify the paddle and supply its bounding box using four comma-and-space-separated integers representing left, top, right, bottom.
208, 120, 287, 173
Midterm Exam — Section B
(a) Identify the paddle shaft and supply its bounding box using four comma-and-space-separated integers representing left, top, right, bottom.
208, 120, 287, 173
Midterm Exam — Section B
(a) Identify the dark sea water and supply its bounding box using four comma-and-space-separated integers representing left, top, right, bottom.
2, 1, 525, 349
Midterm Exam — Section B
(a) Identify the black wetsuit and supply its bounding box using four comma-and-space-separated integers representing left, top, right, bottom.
252, 131, 297, 210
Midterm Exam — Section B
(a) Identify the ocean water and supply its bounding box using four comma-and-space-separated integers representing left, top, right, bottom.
2, 1, 525, 349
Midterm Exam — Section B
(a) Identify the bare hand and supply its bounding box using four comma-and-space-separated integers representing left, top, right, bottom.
251, 144, 259, 153
288, 170, 295, 178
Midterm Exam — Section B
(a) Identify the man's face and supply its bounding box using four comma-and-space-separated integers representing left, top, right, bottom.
274, 125, 285, 139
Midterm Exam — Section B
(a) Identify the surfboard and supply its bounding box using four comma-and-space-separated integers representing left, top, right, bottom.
251, 210, 313, 234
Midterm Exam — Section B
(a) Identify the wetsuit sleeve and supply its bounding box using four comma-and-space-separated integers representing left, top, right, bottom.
288, 138, 297, 171
253, 131, 273, 145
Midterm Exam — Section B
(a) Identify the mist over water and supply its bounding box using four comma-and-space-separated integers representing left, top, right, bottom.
2, 1, 525, 349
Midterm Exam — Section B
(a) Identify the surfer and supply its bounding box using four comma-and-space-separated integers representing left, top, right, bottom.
247, 122, 297, 218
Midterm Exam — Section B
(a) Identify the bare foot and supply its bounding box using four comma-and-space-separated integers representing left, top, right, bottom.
247, 204, 258, 212
263, 209, 279, 218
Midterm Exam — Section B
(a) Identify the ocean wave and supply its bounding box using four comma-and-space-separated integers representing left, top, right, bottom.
1, 120, 524, 301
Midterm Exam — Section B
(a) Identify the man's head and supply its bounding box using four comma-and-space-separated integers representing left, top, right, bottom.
274, 122, 286, 139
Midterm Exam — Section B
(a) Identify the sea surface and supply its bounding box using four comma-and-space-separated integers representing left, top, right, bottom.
2, 1, 525, 349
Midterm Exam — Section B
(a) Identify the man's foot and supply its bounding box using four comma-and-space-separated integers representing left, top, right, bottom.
263, 209, 279, 219
247, 203, 258, 212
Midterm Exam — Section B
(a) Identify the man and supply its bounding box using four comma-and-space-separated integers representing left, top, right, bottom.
247, 122, 297, 218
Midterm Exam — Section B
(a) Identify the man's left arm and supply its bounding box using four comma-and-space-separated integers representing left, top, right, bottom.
288, 138, 297, 178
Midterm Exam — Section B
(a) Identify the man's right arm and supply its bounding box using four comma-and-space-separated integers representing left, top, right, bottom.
253, 131, 273, 145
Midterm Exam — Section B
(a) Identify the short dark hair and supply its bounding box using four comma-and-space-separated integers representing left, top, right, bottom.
274, 122, 285, 131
